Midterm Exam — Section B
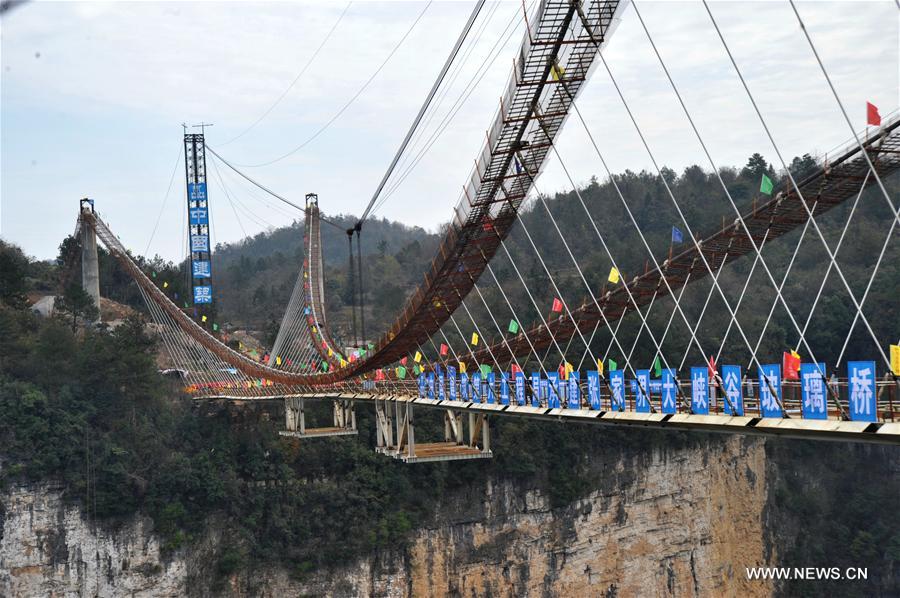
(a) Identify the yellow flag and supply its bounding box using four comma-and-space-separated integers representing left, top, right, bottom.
239, 341, 244, 350
312, 326, 317, 334
550, 64, 566, 81
471, 332, 479, 346
791, 349, 801, 360
597, 358, 604, 375
276, 356, 282, 366
303, 272, 308, 279
891, 344, 900, 376
340, 358, 347, 367
565, 362, 574, 378
608, 267, 620, 284
459, 361, 467, 373
163, 281, 169, 288
414, 351, 422, 363
201, 315, 207, 322
328, 348, 333, 357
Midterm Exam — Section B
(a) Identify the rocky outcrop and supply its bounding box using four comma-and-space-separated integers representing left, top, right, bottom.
1, 436, 772, 597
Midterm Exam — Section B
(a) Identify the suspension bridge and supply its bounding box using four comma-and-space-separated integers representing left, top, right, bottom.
72, 0, 899, 459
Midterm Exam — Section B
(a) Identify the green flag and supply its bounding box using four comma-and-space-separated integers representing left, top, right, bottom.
480, 364, 492, 377
609, 358, 618, 371
368, 342, 374, 350
652, 355, 661, 377
508, 319, 519, 334
760, 174, 773, 195
397, 366, 407, 379
321, 361, 328, 371
212, 323, 219, 332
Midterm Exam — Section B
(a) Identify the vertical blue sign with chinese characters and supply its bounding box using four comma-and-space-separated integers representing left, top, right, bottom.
531, 373, 542, 407
609, 370, 625, 411
426, 373, 435, 399
193, 286, 212, 304
567, 372, 580, 409
418, 374, 426, 399
500, 373, 510, 405
547, 372, 560, 408
661, 368, 677, 414
691, 367, 709, 415
447, 366, 457, 402
486, 373, 496, 404
587, 371, 601, 410
471, 373, 481, 403
459, 373, 470, 402
515, 372, 526, 406
721, 365, 744, 416
800, 362, 827, 420
636, 370, 651, 413
848, 361, 876, 422
539, 377, 549, 407
438, 370, 446, 401
758, 364, 782, 418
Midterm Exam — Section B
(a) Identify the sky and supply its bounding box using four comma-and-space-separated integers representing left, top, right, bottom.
1, 0, 897, 262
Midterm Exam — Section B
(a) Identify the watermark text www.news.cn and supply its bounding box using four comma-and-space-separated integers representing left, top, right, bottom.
746, 567, 868, 581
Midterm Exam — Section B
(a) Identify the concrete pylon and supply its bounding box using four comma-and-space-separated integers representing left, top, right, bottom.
80, 199, 101, 322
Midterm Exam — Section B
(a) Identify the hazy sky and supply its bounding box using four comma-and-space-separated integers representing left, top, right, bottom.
2, 1, 897, 261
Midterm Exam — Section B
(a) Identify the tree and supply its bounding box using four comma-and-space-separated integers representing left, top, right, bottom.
741, 152, 774, 182
0, 241, 30, 308
56, 282, 99, 331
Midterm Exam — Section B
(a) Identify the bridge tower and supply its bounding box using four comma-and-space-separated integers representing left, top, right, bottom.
184, 132, 213, 308
79, 198, 101, 321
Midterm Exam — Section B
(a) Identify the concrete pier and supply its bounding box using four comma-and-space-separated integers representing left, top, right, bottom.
80, 199, 101, 321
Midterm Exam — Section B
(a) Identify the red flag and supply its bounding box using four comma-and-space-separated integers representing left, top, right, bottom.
511, 363, 521, 376
707, 355, 716, 379
400, 356, 408, 366
783, 351, 801, 380
439, 343, 448, 356
867, 101, 882, 126
551, 297, 563, 313
482, 218, 494, 233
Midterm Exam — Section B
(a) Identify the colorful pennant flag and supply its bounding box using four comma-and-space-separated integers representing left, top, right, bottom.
783, 350, 801, 380
760, 174, 774, 195
867, 101, 882, 126
459, 361, 467, 373
708, 355, 717, 379
551, 298, 563, 313
608, 267, 620, 284
276, 356, 282, 366
163, 281, 169, 288
891, 344, 900, 376
201, 315, 207, 322
212, 323, 219, 331
671, 226, 683, 244
652, 355, 662, 378
400, 356, 408, 366
414, 351, 422, 363
440, 343, 449, 357
609, 358, 617, 371
508, 319, 519, 334
397, 366, 407, 379
471, 332, 479, 346
597, 358, 604, 375
480, 364, 492, 377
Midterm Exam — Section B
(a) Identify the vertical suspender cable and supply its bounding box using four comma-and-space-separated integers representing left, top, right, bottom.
355, 226, 366, 346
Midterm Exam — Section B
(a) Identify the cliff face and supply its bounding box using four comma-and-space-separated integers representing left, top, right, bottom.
1, 435, 773, 597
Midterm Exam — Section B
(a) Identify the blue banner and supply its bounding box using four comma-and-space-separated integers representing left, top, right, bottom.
190, 234, 209, 252
587, 371, 601, 410
438, 371, 446, 401
188, 182, 207, 203
848, 361, 876, 422
548, 372, 560, 408
691, 366, 709, 415
426, 373, 435, 399
721, 365, 744, 416
486, 373, 496, 404
566, 372, 579, 409
609, 370, 625, 411
515, 372, 526, 406
448, 366, 457, 401
189, 207, 209, 225
636, 369, 651, 413
472, 373, 481, 403
540, 377, 549, 407
758, 364, 782, 418
500, 373, 510, 405
192, 260, 211, 278
459, 373, 469, 401
661, 368, 677, 414
800, 362, 827, 420
193, 285, 212, 304
531, 373, 541, 407
418, 374, 426, 399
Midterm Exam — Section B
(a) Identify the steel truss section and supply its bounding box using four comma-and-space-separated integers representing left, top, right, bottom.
279, 397, 357, 438
375, 399, 492, 463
